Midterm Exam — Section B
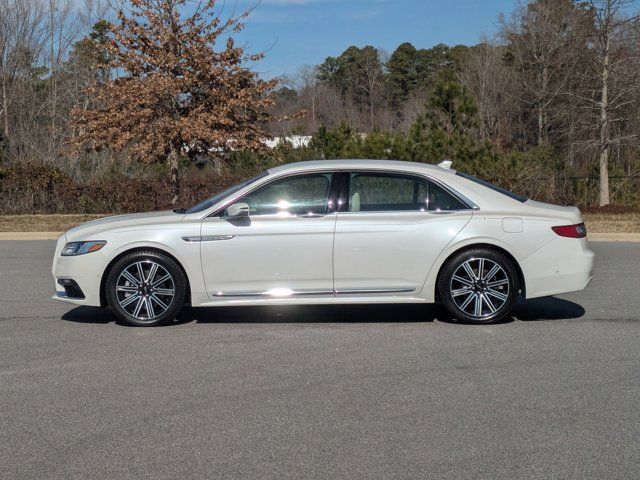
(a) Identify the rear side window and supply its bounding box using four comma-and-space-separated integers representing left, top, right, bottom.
456, 172, 528, 203
346, 173, 469, 212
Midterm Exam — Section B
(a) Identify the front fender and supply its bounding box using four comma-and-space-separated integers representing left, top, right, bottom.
100, 227, 208, 306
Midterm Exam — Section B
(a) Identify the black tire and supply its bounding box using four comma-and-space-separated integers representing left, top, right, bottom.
105, 250, 186, 327
437, 248, 519, 324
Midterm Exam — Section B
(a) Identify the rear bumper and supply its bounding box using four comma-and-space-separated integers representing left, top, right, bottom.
521, 237, 594, 299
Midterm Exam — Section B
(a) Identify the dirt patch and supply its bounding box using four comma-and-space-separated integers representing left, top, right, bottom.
583, 212, 640, 234
0, 214, 107, 232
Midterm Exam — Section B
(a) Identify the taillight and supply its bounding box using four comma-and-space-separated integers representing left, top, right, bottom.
552, 223, 587, 238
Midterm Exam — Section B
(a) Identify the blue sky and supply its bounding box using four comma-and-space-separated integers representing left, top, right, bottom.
226, 0, 520, 78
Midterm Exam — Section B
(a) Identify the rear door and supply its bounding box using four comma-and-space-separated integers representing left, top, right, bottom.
333, 171, 473, 295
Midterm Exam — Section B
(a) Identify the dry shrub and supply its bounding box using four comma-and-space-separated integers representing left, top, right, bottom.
0, 163, 249, 214
581, 204, 639, 214
1, 156, 638, 214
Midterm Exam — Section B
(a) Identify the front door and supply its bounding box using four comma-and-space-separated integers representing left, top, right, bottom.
333, 172, 473, 295
200, 172, 337, 298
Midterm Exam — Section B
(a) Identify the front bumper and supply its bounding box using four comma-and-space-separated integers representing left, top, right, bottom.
51, 234, 104, 306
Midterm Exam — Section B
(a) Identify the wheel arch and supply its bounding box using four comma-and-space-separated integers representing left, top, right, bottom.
433, 243, 526, 302
99, 246, 192, 307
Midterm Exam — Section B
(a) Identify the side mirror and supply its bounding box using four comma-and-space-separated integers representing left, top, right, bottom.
226, 202, 250, 218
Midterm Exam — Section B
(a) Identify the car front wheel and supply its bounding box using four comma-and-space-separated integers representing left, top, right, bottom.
106, 251, 186, 326
438, 248, 519, 324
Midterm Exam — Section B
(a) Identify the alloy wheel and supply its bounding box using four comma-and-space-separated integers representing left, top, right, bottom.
449, 257, 510, 319
116, 260, 175, 321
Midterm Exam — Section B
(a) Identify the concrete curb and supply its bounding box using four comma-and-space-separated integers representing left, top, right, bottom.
1, 232, 640, 242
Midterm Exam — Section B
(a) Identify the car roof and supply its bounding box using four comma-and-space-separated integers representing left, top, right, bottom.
267, 159, 453, 176
264, 159, 527, 213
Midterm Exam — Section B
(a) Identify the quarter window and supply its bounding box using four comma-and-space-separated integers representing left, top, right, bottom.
237, 173, 332, 216
346, 173, 468, 212
455, 172, 528, 203
428, 181, 468, 211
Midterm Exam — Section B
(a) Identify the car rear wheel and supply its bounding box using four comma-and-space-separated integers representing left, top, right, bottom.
438, 248, 519, 324
106, 251, 186, 326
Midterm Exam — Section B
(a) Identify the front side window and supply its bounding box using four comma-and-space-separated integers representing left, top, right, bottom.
347, 173, 468, 212
186, 172, 269, 214
237, 173, 332, 216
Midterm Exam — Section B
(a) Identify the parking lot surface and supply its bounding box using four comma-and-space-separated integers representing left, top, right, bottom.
1, 241, 639, 479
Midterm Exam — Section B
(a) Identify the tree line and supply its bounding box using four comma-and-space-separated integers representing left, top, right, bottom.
0, 0, 639, 212
273, 0, 640, 207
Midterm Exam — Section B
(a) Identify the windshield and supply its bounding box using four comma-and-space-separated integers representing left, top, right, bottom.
455, 172, 528, 203
185, 171, 269, 214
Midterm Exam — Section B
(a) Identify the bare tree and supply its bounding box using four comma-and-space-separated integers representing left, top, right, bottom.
354, 46, 385, 130
501, 0, 592, 146
0, 0, 47, 141
584, 0, 640, 205
46, 0, 86, 158
459, 39, 516, 147
297, 65, 320, 132
397, 87, 428, 133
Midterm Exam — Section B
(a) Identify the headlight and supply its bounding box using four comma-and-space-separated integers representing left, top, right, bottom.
61, 241, 107, 256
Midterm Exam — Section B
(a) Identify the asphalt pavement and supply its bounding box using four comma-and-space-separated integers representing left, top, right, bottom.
1, 240, 639, 479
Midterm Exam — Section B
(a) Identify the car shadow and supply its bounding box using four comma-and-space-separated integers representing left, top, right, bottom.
512, 296, 585, 321
61, 306, 117, 325
60, 297, 585, 326
61, 304, 445, 326
178, 303, 446, 324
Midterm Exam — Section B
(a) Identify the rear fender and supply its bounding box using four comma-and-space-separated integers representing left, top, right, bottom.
420, 236, 523, 303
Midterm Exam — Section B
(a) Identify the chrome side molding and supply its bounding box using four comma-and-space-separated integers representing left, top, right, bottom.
212, 287, 415, 297
213, 288, 333, 297
334, 287, 415, 294
182, 235, 235, 242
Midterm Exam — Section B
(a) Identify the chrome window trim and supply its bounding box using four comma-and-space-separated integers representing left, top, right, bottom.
426, 175, 479, 211
341, 170, 478, 213
205, 170, 337, 219
203, 166, 479, 220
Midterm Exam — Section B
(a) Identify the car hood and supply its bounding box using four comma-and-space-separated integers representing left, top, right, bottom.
65, 210, 184, 241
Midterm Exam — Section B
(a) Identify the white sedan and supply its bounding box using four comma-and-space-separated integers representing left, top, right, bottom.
52, 160, 594, 326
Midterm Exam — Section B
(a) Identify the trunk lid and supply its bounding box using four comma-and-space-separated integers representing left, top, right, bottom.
524, 199, 583, 223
